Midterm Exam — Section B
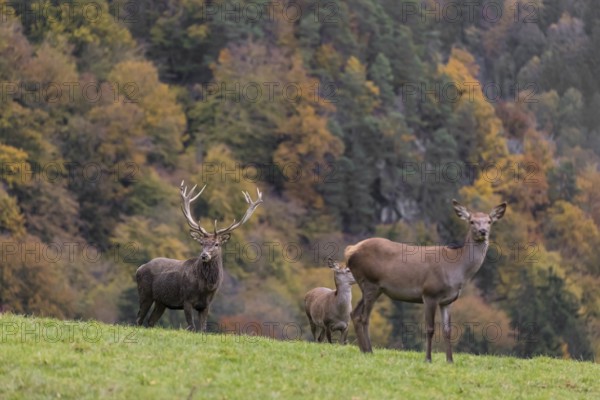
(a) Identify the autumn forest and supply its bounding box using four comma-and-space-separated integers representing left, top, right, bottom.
1, 0, 600, 361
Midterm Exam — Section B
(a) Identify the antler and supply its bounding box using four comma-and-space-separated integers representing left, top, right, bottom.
214, 188, 263, 235
180, 181, 211, 237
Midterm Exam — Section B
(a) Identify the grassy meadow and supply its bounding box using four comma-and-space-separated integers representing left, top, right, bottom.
0, 314, 598, 399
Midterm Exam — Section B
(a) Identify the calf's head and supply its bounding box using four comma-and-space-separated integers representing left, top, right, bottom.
327, 258, 356, 286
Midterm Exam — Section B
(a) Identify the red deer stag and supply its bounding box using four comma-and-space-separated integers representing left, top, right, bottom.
135, 181, 263, 331
345, 200, 506, 362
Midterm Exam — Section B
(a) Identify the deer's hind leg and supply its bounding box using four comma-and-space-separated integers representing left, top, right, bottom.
136, 298, 153, 326
147, 302, 166, 327
351, 281, 381, 353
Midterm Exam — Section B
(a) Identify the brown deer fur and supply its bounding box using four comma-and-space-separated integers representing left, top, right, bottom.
304, 258, 356, 344
345, 200, 506, 362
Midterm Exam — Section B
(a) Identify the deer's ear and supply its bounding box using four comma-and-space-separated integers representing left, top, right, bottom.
490, 202, 507, 222
327, 258, 339, 270
452, 199, 470, 221
190, 231, 204, 242
219, 233, 231, 244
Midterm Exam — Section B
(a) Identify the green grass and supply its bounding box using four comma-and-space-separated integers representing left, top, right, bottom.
0, 314, 598, 399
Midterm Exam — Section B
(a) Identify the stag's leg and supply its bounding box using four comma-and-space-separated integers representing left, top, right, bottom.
184, 302, 195, 331
136, 298, 153, 326
351, 281, 381, 353
197, 307, 209, 332
147, 303, 166, 327
424, 298, 437, 362
440, 304, 453, 363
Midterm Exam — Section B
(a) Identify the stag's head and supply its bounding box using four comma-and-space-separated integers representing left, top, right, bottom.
452, 200, 507, 242
190, 231, 229, 262
327, 258, 356, 286
180, 181, 263, 262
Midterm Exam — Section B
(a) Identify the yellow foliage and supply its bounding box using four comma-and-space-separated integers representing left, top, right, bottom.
0, 187, 25, 237
0, 234, 78, 318
575, 165, 600, 227
314, 44, 344, 80
345, 56, 366, 76
544, 201, 600, 274
459, 175, 500, 208
208, 42, 343, 208
274, 104, 344, 208
438, 48, 507, 164
22, 41, 78, 87
192, 145, 266, 251
87, 102, 147, 164
343, 56, 381, 113
187, 24, 210, 40
103, 60, 185, 163
0, 144, 29, 187
111, 216, 191, 267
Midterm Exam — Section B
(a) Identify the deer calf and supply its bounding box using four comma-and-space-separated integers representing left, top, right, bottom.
304, 258, 356, 344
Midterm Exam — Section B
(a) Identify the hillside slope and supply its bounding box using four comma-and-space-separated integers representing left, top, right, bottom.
0, 314, 598, 399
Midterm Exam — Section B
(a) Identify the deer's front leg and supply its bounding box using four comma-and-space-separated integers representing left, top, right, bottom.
424, 298, 437, 363
197, 307, 210, 332
184, 302, 195, 331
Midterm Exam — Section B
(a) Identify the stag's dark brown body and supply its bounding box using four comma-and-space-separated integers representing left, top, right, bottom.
136, 256, 223, 329
135, 182, 262, 331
